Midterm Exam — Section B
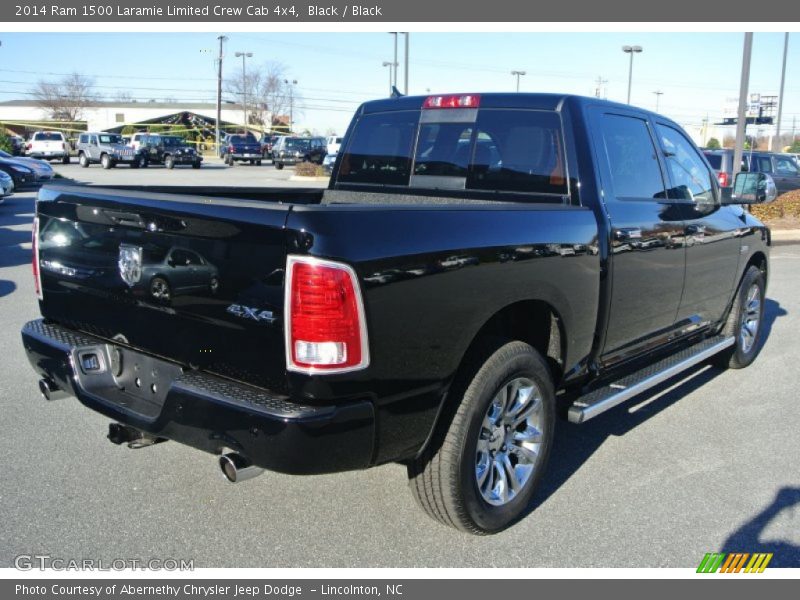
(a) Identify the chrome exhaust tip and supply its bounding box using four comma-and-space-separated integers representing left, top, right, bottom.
38, 378, 66, 401
219, 453, 264, 483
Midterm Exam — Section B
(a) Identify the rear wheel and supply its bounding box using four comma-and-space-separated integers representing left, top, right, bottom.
408, 341, 555, 534
712, 265, 766, 369
192, 161, 201, 169
275, 162, 284, 170
62, 155, 70, 164
256, 160, 262, 166
149, 277, 171, 303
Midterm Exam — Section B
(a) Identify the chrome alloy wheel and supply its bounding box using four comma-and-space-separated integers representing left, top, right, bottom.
475, 377, 544, 506
740, 284, 761, 353
150, 278, 170, 301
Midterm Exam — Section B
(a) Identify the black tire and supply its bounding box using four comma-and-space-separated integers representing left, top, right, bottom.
275, 162, 284, 170
101, 154, 113, 170
165, 155, 175, 170
192, 161, 201, 169
256, 160, 262, 166
712, 265, 766, 369
79, 153, 90, 168
249, 159, 255, 165
408, 340, 555, 534
62, 155, 70, 164
209, 276, 220, 294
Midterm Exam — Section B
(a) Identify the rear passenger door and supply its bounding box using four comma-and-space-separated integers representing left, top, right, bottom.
589, 108, 686, 362
771, 154, 800, 192
654, 122, 741, 329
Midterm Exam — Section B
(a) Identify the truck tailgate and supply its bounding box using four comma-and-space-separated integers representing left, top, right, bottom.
35, 185, 293, 392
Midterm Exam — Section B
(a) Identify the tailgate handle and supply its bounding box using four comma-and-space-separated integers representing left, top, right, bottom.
104, 210, 145, 228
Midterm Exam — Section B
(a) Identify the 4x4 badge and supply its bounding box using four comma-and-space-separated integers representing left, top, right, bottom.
226, 304, 277, 324
118, 244, 142, 287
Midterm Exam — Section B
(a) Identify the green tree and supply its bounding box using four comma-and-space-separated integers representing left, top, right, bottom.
121, 125, 136, 136
0, 130, 12, 154
789, 139, 800, 153
706, 137, 721, 150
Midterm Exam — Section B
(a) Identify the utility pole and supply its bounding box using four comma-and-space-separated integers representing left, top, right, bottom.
733, 33, 754, 180
653, 90, 663, 113
403, 32, 409, 95
511, 70, 526, 92
215, 35, 227, 155
594, 76, 608, 99
774, 32, 789, 151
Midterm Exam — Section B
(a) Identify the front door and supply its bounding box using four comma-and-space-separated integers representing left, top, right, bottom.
589, 107, 686, 362
654, 122, 742, 327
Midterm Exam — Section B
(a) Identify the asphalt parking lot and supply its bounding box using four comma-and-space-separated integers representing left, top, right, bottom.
0, 174, 798, 568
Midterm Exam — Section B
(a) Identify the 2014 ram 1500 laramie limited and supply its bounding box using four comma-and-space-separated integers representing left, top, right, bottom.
21, 94, 775, 534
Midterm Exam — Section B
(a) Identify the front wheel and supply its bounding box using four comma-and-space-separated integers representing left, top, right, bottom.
275, 162, 284, 170
149, 277, 171, 303
712, 265, 766, 369
165, 155, 175, 170
408, 341, 555, 534
101, 154, 113, 169
62, 155, 70, 164
192, 161, 201, 169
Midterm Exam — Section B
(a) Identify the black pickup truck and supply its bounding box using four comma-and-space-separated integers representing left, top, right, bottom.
21, 94, 775, 534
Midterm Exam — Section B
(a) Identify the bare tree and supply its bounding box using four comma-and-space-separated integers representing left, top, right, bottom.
32, 73, 97, 122
226, 62, 298, 129
113, 90, 135, 103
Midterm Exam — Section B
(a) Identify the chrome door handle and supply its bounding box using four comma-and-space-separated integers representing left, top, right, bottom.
614, 228, 642, 241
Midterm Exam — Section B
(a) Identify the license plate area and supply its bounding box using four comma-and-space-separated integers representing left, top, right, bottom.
71, 343, 184, 420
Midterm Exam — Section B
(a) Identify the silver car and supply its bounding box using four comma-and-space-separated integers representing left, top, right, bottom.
0, 170, 14, 200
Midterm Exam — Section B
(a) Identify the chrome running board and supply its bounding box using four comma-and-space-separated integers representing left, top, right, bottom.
568, 336, 735, 424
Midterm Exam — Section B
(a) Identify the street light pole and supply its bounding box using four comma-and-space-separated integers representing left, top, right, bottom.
235, 51, 253, 132
622, 45, 643, 104
403, 32, 409, 95
389, 32, 398, 89
733, 33, 754, 181
511, 70, 526, 93
284, 79, 297, 134
774, 32, 789, 151
653, 90, 663, 113
215, 35, 227, 154
382, 62, 394, 96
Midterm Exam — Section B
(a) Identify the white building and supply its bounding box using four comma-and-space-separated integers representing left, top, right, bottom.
0, 99, 268, 137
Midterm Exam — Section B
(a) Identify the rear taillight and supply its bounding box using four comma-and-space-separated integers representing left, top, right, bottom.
32, 217, 43, 300
229, 145, 235, 152
423, 94, 481, 109
285, 255, 369, 374
718, 172, 730, 187
26, 143, 32, 151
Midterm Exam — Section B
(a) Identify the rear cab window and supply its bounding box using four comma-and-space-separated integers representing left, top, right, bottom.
34, 132, 64, 141
336, 105, 569, 200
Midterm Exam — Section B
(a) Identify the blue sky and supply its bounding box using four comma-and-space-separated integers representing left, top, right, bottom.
0, 32, 797, 135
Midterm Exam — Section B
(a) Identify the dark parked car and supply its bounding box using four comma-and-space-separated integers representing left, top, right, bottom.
0, 157, 36, 188
744, 152, 800, 193
135, 246, 219, 302
271, 136, 327, 169
140, 135, 202, 169
23, 93, 773, 534
0, 169, 14, 199
0, 150, 55, 182
10, 135, 25, 156
220, 133, 262, 165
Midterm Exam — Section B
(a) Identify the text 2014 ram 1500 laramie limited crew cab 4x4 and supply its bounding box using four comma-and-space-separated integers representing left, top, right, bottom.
21, 94, 775, 534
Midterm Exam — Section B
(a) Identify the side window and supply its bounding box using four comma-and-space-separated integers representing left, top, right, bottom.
185, 251, 202, 265
79, 135, 88, 144
90, 136, 98, 145
754, 156, 772, 173
598, 114, 666, 200
656, 124, 716, 203
775, 156, 799, 176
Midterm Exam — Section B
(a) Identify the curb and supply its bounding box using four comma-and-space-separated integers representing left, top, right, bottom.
770, 229, 800, 246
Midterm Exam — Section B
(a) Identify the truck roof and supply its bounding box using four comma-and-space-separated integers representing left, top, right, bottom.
358, 93, 674, 124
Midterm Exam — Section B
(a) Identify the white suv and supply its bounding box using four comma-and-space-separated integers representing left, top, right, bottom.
128, 132, 149, 151
326, 136, 343, 156
26, 131, 70, 163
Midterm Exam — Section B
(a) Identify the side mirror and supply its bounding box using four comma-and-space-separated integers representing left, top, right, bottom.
726, 172, 778, 205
